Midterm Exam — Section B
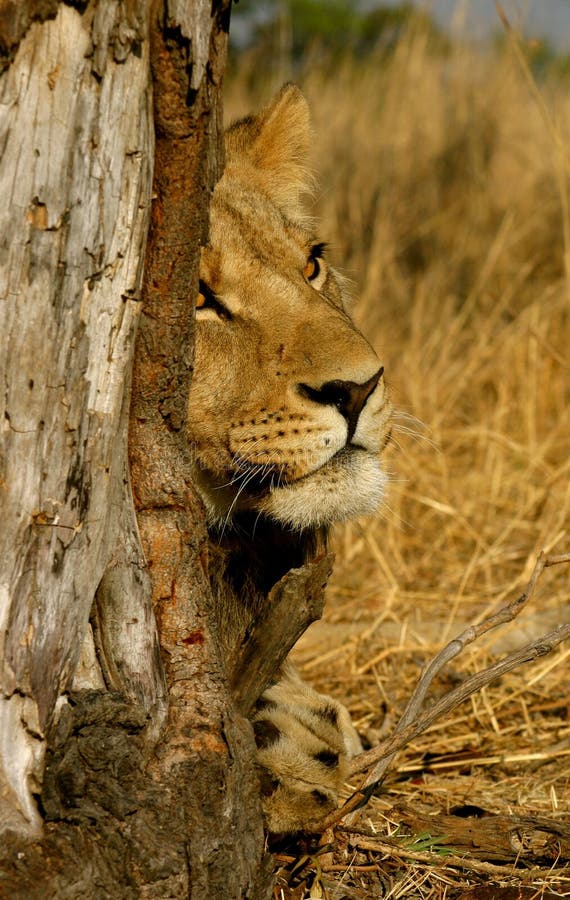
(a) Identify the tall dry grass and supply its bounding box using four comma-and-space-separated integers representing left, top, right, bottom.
308, 34, 570, 616
226, 24, 570, 894
226, 26, 569, 632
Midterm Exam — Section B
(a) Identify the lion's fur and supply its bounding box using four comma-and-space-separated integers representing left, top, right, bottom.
188, 85, 392, 532
187, 85, 392, 833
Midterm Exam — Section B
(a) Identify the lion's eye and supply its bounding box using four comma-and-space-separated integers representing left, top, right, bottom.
303, 256, 320, 281
196, 280, 229, 318
196, 280, 215, 309
303, 243, 327, 286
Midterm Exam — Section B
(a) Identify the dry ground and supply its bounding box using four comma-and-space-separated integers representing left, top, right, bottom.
226, 23, 570, 898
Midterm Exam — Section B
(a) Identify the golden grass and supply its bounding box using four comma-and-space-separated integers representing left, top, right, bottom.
226, 23, 570, 898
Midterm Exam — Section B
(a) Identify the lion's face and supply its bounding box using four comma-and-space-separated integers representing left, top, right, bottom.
188, 86, 392, 530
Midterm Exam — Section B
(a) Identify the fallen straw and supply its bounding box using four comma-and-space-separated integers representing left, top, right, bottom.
313, 551, 570, 831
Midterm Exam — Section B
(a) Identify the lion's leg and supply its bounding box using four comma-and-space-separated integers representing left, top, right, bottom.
250, 663, 361, 833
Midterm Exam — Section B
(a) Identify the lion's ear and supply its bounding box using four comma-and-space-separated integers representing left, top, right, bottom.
225, 84, 312, 213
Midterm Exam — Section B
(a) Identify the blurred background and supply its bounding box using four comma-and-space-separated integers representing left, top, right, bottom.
225, 3, 569, 877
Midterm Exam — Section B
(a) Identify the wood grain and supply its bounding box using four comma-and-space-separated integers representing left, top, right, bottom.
0, 0, 154, 835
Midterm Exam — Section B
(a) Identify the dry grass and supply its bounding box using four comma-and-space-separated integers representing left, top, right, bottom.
226, 21, 570, 899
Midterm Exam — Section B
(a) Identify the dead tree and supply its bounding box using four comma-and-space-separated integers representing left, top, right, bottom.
0, 1, 279, 896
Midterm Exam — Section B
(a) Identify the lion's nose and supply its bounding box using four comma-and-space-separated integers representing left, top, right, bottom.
299, 366, 384, 441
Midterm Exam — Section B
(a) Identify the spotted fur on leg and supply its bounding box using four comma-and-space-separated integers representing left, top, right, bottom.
251, 663, 362, 833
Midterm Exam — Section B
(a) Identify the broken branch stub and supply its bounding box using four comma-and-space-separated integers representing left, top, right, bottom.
231, 553, 335, 716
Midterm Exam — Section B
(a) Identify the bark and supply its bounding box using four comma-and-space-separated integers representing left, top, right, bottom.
127, 0, 272, 895
0, 0, 273, 896
0, 0, 156, 838
230, 553, 334, 716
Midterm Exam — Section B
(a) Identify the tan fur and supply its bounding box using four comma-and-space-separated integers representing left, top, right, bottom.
187, 85, 392, 831
188, 85, 392, 531
252, 663, 362, 833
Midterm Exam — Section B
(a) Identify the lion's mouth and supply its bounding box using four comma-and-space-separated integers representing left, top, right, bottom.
231, 444, 370, 495
195, 440, 387, 529
228, 461, 283, 496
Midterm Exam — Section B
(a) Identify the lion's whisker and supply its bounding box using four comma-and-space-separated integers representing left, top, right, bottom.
391, 422, 439, 451
220, 467, 262, 536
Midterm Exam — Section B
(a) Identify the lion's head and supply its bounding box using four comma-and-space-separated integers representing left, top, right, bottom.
188, 85, 392, 532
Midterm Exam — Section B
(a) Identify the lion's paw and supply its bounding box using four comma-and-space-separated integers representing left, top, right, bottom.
251, 664, 362, 833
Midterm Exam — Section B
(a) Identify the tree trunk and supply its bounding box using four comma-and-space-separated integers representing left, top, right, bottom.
0, 1, 272, 895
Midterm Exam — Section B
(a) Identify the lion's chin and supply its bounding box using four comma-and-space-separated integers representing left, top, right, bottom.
256, 452, 387, 531
193, 451, 387, 531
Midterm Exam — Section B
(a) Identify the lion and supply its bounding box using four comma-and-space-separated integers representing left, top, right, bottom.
188, 85, 392, 833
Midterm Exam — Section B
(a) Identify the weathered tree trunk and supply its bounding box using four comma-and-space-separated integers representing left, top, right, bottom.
0, 1, 272, 895
0, 0, 157, 836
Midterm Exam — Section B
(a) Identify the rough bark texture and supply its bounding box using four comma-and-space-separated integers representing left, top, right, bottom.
0, 0, 59, 72
0, 0, 156, 839
0, 0, 273, 896
127, 0, 273, 894
0, 0, 333, 893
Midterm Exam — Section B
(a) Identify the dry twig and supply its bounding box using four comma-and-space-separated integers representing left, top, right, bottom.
314, 552, 570, 830
340, 829, 570, 880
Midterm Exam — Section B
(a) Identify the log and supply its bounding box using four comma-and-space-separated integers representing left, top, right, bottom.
128, 1, 272, 893
230, 554, 334, 715
390, 803, 570, 863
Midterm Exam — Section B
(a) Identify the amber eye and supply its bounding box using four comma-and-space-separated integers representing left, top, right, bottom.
196, 279, 229, 317
303, 256, 321, 281
196, 280, 215, 309
303, 243, 326, 284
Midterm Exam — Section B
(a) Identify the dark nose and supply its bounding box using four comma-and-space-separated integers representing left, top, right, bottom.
299, 366, 384, 442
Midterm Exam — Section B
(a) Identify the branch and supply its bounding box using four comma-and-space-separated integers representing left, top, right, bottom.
379, 803, 570, 862
230, 554, 334, 716
314, 551, 570, 830
339, 827, 570, 879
